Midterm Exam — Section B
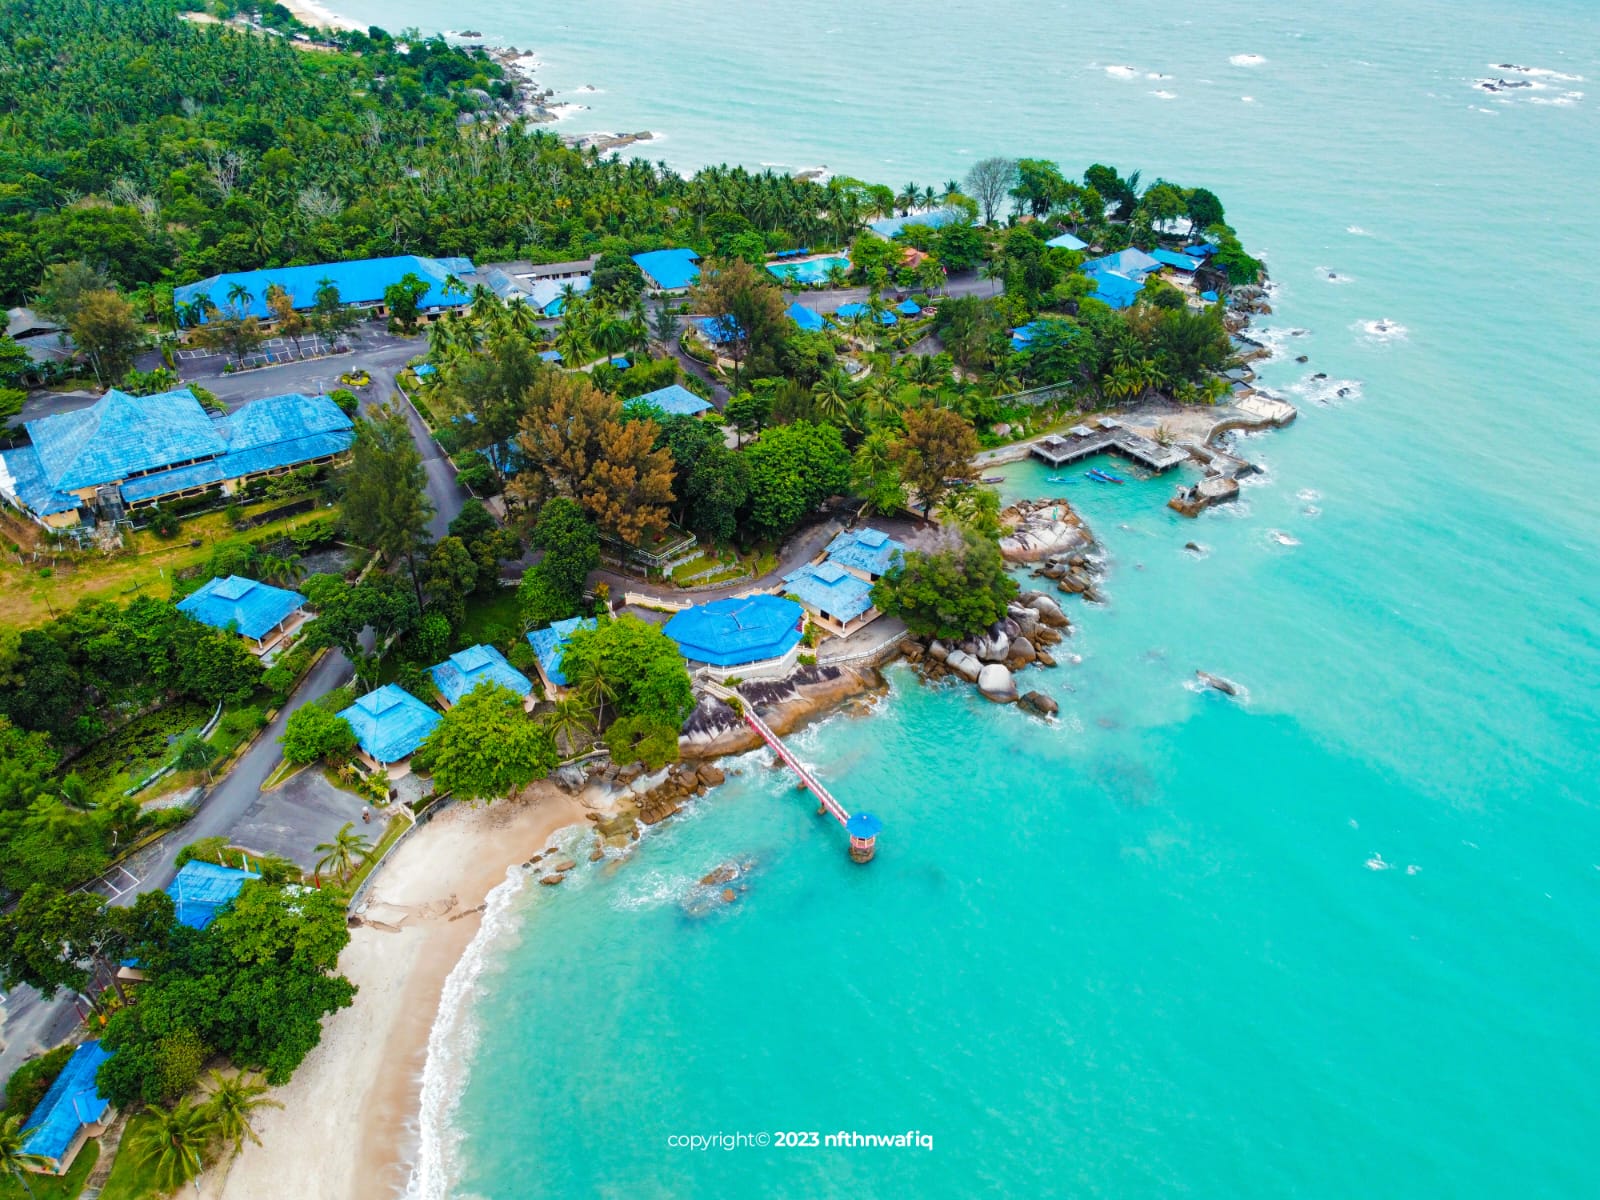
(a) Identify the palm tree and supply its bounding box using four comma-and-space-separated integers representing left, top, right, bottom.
204, 1070, 282, 1155
0, 1113, 48, 1198
543, 697, 595, 757
576, 670, 617, 728
314, 822, 374, 885
129, 1100, 216, 1194
811, 368, 855, 426
224, 281, 254, 319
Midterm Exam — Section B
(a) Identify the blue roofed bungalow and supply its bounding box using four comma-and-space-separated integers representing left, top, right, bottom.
177, 575, 309, 655
526, 616, 597, 698
1150, 248, 1202, 273
786, 302, 826, 333
822, 527, 907, 581
428, 644, 534, 710
174, 254, 474, 326
1082, 247, 1161, 280
783, 560, 880, 638
631, 248, 701, 292
624, 384, 712, 418
339, 684, 442, 778
0, 387, 352, 529
867, 208, 963, 239
1086, 270, 1145, 310
663, 595, 805, 670
1046, 231, 1090, 251
167, 859, 260, 929
19, 1040, 115, 1175
833, 302, 897, 326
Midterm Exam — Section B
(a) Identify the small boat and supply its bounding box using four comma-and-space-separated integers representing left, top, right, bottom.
1044, 474, 1077, 484
980, 475, 1005, 484
1086, 468, 1125, 484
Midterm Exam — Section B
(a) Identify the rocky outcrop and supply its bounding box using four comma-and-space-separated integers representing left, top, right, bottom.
999, 498, 1095, 563
1019, 691, 1058, 717
973, 630, 1011, 663
551, 763, 588, 793
927, 639, 950, 662
977, 663, 1018, 703
945, 649, 982, 682
1196, 670, 1241, 697
1008, 636, 1037, 666
1018, 592, 1070, 628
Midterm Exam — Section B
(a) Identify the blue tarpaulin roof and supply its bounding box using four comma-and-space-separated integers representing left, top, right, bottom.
631, 248, 701, 290
27, 388, 223, 492
693, 315, 742, 344
428, 644, 532, 706
414, 363, 437, 377
895, 300, 922, 316
783, 561, 876, 623
1184, 242, 1220, 257
786, 302, 826, 332
626, 385, 712, 417
339, 684, 441, 765
21, 1040, 112, 1167
1151, 248, 1201, 271
1011, 319, 1048, 348
167, 860, 260, 929
823, 527, 907, 577
1088, 271, 1145, 310
663, 595, 804, 667
1200, 290, 1220, 302
177, 575, 306, 641
526, 616, 596, 688
175, 255, 472, 323
0, 445, 80, 515
1083, 248, 1161, 278
1046, 231, 1089, 251
539, 349, 564, 363
834, 303, 897, 325
867, 209, 962, 239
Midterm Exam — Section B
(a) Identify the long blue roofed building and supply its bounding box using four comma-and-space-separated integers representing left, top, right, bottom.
0, 387, 352, 529
631, 248, 701, 292
19, 1040, 115, 1176
174, 254, 475, 326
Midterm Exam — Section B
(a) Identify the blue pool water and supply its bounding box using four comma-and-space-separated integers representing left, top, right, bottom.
767, 255, 851, 285
315, 0, 1600, 1195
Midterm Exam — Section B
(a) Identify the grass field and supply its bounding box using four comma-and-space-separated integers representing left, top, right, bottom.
0, 1138, 99, 1199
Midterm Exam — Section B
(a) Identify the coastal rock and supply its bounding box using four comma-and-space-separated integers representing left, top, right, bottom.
998, 617, 1021, 640
554, 859, 577, 873
552, 764, 588, 793
1026, 595, 1070, 627
1006, 604, 1041, 638
722, 888, 737, 903
616, 761, 643, 784
974, 630, 1010, 663
945, 650, 982, 682
628, 767, 672, 798
1036, 649, 1058, 668
998, 498, 1095, 563
697, 763, 726, 788
1009, 636, 1038, 664
927, 639, 950, 662
977, 663, 1019, 703
1057, 572, 1089, 595
1196, 670, 1241, 697
588, 848, 605, 862
539, 874, 564, 886
1019, 691, 1059, 717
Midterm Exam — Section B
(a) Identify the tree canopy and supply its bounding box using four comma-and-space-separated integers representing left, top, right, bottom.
415, 682, 559, 801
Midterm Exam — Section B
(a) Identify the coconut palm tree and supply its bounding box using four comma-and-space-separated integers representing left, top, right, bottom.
129, 1100, 216, 1194
224, 282, 254, 319
543, 697, 595, 757
203, 1070, 282, 1155
810, 367, 855, 427
576, 669, 617, 729
0, 1113, 48, 1198
314, 822, 373, 885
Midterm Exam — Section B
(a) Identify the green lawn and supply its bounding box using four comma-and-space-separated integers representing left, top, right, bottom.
96, 1114, 163, 1200
0, 1138, 99, 1200
455, 585, 523, 651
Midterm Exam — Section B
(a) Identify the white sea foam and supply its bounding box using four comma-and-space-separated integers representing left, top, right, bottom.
1105, 64, 1139, 79
1365, 852, 1392, 871
1314, 265, 1355, 284
1230, 53, 1266, 67
1301, 504, 1321, 518
1287, 373, 1363, 406
545, 102, 587, 120
1241, 96, 1256, 103
1146, 72, 1172, 80
1357, 317, 1408, 343
1268, 529, 1300, 547
1347, 225, 1371, 236
1491, 63, 1583, 82
1152, 90, 1177, 100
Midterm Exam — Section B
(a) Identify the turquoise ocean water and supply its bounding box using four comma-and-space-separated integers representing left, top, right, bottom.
335, 1, 1600, 1194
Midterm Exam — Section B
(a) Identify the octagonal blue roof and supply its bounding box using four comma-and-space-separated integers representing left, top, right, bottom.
428, 643, 532, 705
663, 595, 805, 667
177, 575, 306, 640
339, 684, 441, 765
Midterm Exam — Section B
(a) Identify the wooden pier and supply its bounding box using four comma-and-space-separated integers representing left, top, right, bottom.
701, 680, 881, 862
1029, 418, 1189, 474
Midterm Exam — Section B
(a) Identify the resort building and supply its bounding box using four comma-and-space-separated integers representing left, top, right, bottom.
663, 595, 806, 674
867, 208, 963, 239
5, 306, 74, 378
786, 302, 826, 332
167, 860, 261, 929
177, 575, 310, 656
1150, 248, 1202, 275
0, 387, 353, 529
1046, 231, 1090, 251
526, 615, 597, 699
631, 248, 701, 292
625, 384, 712, 417
428, 644, 535, 711
19, 1040, 114, 1176
338, 684, 442, 779
833, 302, 897, 326
782, 560, 880, 638
1082, 248, 1161, 280
1086, 270, 1145, 310
175, 254, 475, 327
820, 527, 907, 582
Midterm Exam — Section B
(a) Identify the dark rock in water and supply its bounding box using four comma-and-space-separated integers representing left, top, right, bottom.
1019, 691, 1059, 717
1184, 541, 1202, 552
554, 859, 577, 872
588, 848, 605, 862
1196, 670, 1241, 697
1312, 372, 1327, 380
1036, 649, 1058, 668
539, 874, 564, 886
1296, 355, 1309, 363
700, 862, 741, 886
721, 888, 737, 903
698, 763, 726, 787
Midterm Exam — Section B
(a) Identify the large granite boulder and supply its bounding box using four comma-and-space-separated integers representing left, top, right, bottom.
1026, 594, 1070, 627
1006, 604, 1041, 638
927, 639, 950, 662
974, 630, 1011, 663
999, 498, 1095, 563
977, 663, 1019, 703
1009, 636, 1037, 664
945, 649, 982, 682
1019, 691, 1058, 717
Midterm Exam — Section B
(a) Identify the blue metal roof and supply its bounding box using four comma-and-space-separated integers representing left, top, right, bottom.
823, 527, 907, 577
783, 561, 876, 623
1046, 231, 1090, 251
175, 255, 473, 323
526, 616, 596, 688
414, 363, 437, 378
26, 388, 224, 492
867, 208, 962, 239
693, 315, 742, 344
166, 860, 260, 929
834, 303, 897, 325
428, 644, 532, 706
663, 595, 804, 667
1150, 248, 1201, 272
631, 248, 701, 290
625, 384, 711, 417
177, 575, 306, 640
1200, 290, 1220, 302
846, 811, 883, 838
1184, 241, 1220, 258
1087, 270, 1145, 310
1083, 248, 1161, 278
895, 299, 922, 316
539, 349, 564, 363
339, 684, 441, 765
786, 302, 826, 332
0, 445, 80, 515
21, 1040, 112, 1166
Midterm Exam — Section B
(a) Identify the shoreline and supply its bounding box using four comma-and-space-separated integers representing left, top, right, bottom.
204, 786, 588, 1200
279, 0, 363, 32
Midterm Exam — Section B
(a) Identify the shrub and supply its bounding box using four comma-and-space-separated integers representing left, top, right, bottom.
602, 714, 681, 771
147, 505, 182, 538
221, 706, 266, 739
152, 1029, 207, 1103
329, 387, 360, 415
4, 1045, 73, 1118
279, 703, 356, 764
175, 836, 230, 869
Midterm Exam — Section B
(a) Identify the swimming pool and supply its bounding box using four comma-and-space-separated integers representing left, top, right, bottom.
766, 255, 850, 285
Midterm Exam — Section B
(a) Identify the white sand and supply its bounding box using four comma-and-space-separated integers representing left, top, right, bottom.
279, 0, 363, 32
202, 786, 588, 1200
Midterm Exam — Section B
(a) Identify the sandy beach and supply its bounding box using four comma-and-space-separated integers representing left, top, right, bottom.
201, 785, 588, 1200
279, 0, 363, 32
